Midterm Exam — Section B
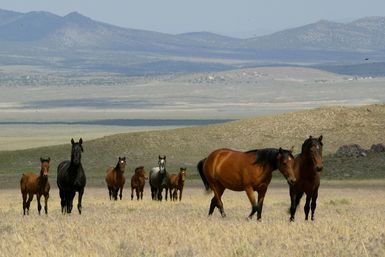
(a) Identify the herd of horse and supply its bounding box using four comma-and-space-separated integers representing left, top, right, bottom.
19, 135, 323, 222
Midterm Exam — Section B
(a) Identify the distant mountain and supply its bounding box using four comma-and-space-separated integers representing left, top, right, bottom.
246, 17, 385, 52
1, 9, 385, 75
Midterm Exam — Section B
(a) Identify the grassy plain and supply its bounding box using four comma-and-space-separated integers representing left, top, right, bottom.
1, 182, 385, 257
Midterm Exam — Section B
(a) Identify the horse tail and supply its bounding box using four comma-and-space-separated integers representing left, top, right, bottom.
197, 158, 210, 191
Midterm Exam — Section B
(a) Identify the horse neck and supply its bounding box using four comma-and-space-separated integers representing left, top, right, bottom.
297, 152, 317, 176
177, 173, 185, 186
37, 171, 48, 186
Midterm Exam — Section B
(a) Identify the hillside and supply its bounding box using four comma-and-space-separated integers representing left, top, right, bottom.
0, 105, 384, 187
1, 9, 385, 75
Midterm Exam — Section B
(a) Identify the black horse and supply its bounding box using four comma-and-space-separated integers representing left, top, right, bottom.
57, 138, 86, 214
149, 155, 169, 201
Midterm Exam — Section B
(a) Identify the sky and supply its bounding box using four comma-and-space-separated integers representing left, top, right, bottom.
1, 0, 385, 38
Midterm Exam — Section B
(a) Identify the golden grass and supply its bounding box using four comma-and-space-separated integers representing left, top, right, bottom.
1, 182, 384, 257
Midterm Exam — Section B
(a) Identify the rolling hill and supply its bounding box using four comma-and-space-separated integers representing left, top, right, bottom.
0, 105, 384, 187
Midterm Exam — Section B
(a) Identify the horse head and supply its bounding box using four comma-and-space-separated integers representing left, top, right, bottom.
302, 135, 323, 172
117, 157, 126, 173
71, 138, 83, 166
277, 147, 296, 185
40, 157, 50, 177
158, 155, 166, 174
179, 167, 187, 182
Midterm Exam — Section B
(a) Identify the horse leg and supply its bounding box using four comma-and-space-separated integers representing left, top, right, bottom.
108, 186, 112, 200
256, 187, 268, 221
22, 192, 27, 215
26, 193, 33, 215
290, 191, 303, 221
37, 193, 42, 215
66, 190, 75, 213
131, 187, 134, 200
44, 193, 49, 215
179, 188, 183, 201
245, 187, 258, 219
304, 194, 311, 220
134, 188, 138, 200
78, 188, 84, 214
211, 183, 226, 217
140, 188, 143, 200
310, 190, 319, 221
119, 186, 123, 200
59, 189, 66, 214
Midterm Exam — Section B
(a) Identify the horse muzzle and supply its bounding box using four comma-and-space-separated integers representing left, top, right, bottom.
287, 177, 296, 186
316, 166, 323, 172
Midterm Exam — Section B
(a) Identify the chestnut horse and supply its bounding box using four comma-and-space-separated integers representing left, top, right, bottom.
167, 167, 187, 201
131, 166, 147, 200
106, 157, 126, 200
289, 135, 323, 221
198, 147, 296, 220
20, 157, 50, 215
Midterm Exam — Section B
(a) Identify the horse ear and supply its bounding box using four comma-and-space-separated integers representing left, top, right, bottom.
47, 157, 50, 162
71, 138, 75, 145
309, 135, 313, 139
40, 157, 44, 163
123, 157, 126, 161
319, 135, 323, 142
158, 155, 161, 160
290, 146, 295, 153
79, 138, 83, 145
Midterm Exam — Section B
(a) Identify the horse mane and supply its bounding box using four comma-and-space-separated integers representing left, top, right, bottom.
135, 166, 144, 174
301, 137, 322, 153
114, 161, 121, 170
246, 148, 279, 168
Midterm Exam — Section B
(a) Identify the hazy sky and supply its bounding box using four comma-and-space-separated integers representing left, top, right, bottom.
2, 0, 385, 38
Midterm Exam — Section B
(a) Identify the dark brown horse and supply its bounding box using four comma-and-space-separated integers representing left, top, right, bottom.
167, 167, 187, 201
131, 166, 147, 200
289, 135, 323, 221
198, 148, 296, 220
105, 157, 126, 200
20, 157, 50, 215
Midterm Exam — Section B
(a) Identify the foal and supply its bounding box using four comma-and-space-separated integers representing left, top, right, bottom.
106, 157, 126, 200
20, 158, 50, 215
130, 166, 147, 200
167, 167, 187, 201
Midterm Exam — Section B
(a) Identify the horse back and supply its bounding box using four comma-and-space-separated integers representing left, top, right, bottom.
204, 148, 265, 191
20, 173, 38, 193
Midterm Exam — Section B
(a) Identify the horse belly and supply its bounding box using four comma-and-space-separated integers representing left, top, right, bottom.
215, 174, 244, 191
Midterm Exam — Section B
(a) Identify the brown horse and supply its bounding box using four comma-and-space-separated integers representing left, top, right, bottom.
105, 157, 126, 200
167, 167, 187, 201
20, 157, 50, 215
289, 135, 323, 221
131, 166, 148, 200
198, 148, 296, 220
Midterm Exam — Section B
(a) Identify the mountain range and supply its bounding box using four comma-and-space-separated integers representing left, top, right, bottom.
1, 9, 384, 75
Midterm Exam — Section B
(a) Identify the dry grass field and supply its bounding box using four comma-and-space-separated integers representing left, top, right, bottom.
1, 181, 385, 257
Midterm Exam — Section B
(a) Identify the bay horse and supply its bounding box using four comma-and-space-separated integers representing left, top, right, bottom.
20, 157, 50, 215
167, 167, 187, 201
130, 166, 147, 200
149, 155, 168, 201
105, 157, 126, 200
57, 138, 86, 214
289, 135, 323, 221
198, 147, 296, 220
